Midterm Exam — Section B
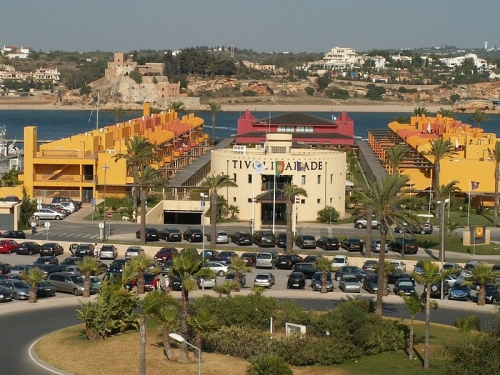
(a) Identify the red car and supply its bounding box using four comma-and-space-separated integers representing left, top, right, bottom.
154, 247, 178, 262
0, 240, 19, 254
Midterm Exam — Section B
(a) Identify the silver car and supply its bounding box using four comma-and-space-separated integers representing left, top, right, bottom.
253, 273, 276, 288
99, 245, 118, 260
311, 271, 334, 292
371, 239, 388, 253
339, 275, 361, 293
255, 251, 278, 269
0, 279, 30, 300
197, 277, 216, 289
125, 246, 145, 260
33, 208, 66, 220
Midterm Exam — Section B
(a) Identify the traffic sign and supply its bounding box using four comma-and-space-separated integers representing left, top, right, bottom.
37, 204, 42, 210
44, 222, 50, 229
37, 199, 42, 205
91, 199, 96, 207
98, 222, 104, 229
200, 200, 205, 207
107, 213, 112, 219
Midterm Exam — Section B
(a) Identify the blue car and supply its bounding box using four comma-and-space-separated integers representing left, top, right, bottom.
448, 280, 471, 301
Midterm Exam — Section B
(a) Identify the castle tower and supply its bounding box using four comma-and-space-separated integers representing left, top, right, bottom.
114, 52, 125, 67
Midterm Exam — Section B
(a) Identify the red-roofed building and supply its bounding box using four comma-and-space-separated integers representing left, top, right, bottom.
236, 110, 354, 146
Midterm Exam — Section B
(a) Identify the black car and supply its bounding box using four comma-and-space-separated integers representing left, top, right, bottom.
287, 272, 306, 289
169, 276, 183, 291
34, 255, 60, 266
74, 243, 95, 257
230, 231, 253, 246
16, 241, 41, 255
334, 266, 367, 282
1, 230, 26, 239
292, 263, 318, 279
316, 236, 340, 250
183, 228, 203, 243
136, 227, 159, 241
295, 235, 317, 249
273, 233, 287, 249
108, 259, 129, 273
31, 264, 60, 278
387, 270, 411, 284
35, 280, 56, 297
253, 231, 276, 247
215, 251, 238, 264
484, 283, 500, 304
362, 274, 390, 295
393, 278, 416, 295
159, 227, 182, 242
40, 242, 64, 256
199, 250, 218, 261
240, 252, 257, 267
0, 263, 12, 276
225, 272, 246, 287
59, 257, 82, 268
389, 238, 419, 255
0, 286, 13, 302
425, 281, 450, 298
341, 238, 363, 252
276, 254, 303, 270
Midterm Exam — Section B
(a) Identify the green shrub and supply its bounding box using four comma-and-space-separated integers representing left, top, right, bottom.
330, 88, 349, 99
204, 326, 271, 358
317, 206, 340, 223
247, 354, 293, 375
129, 70, 142, 84
304, 86, 314, 96
242, 90, 257, 96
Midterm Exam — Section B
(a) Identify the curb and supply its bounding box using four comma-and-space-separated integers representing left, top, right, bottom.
29, 337, 74, 375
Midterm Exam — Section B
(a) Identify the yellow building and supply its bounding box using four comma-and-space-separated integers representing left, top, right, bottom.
20, 103, 208, 203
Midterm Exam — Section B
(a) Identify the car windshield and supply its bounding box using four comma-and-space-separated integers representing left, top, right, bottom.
70, 275, 84, 283
256, 275, 270, 280
127, 249, 139, 253
333, 257, 346, 263
314, 273, 332, 281
486, 284, 497, 291
36, 281, 52, 287
296, 264, 316, 271
399, 281, 414, 287
303, 236, 314, 240
453, 283, 468, 290
258, 253, 271, 259
13, 281, 29, 288
344, 276, 358, 282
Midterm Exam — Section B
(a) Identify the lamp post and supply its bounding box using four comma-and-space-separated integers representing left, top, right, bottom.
438, 198, 449, 300
169, 333, 201, 375
102, 164, 109, 241
200, 192, 207, 290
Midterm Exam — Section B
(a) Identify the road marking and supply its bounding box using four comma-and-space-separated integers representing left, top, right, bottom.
29, 336, 71, 374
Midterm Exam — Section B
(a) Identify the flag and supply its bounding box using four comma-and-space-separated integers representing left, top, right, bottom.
253, 161, 267, 174
296, 161, 306, 172
275, 161, 285, 176
471, 181, 480, 190
427, 122, 432, 134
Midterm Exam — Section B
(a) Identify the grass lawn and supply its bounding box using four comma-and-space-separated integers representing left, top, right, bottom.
35, 320, 472, 375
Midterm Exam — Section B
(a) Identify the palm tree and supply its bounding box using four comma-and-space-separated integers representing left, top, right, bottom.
464, 264, 499, 306
170, 251, 212, 362
142, 289, 180, 360
468, 109, 489, 128
399, 292, 425, 360
437, 108, 454, 118
228, 256, 250, 292
189, 308, 218, 359
488, 141, 500, 226
426, 138, 457, 194
113, 136, 157, 216
413, 106, 428, 116
114, 106, 125, 123
76, 256, 103, 298
168, 101, 187, 115
315, 257, 332, 294
386, 144, 408, 175
356, 173, 415, 317
412, 261, 451, 370
128, 255, 153, 294
20, 268, 45, 303
201, 174, 238, 248
136, 166, 168, 244
392, 115, 409, 124
283, 184, 308, 253
207, 102, 222, 144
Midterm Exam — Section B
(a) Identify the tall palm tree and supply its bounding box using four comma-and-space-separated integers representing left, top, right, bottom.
315, 257, 332, 294
201, 174, 238, 247
283, 184, 308, 253
413, 106, 428, 116
386, 144, 408, 175
20, 268, 45, 303
136, 166, 168, 244
488, 141, 500, 226
468, 109, 489, 128
437, 108, 454, 118
76, 256, 103, 297
189, 308, 218, 359
142, 289, 180, 360
464, 264, 499, 306
228, 256, 250, 292
114, 106, 125, 123
170, 251, 212, 363
399, 292, 425, 360
113, 136, 157, 215
356, 173, 415, 317
207, 102, 222, 144
128, 255, 154, 294
426, 138, 457, 194
412, 261, 451, 370
168, 101, 187, 115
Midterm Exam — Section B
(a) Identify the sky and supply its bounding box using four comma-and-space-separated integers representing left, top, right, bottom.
1, 0, 499, 54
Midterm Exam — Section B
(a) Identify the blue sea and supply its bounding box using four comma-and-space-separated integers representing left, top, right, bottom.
0, 108, 499, 144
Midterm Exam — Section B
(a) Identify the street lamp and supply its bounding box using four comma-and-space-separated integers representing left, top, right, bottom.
102, 164, 109, 241
169, 333, 201, 375
200, 193, 206, 258
437, 198, 450, 300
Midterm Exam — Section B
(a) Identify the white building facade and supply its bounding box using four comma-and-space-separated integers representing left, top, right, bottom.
210, 134, 346, 232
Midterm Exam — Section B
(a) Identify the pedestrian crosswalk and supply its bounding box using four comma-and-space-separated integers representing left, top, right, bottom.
33, 232, 100, 240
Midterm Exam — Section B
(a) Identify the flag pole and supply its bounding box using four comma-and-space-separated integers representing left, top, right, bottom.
467, 180, 471, 228
272, 163, 276, 234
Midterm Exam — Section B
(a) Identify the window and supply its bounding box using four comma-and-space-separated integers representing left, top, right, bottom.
301, 199, 306, 204
317, 175, 321, 184
330, 174, 333, 183
248, 174, 252, 183
301, 175, 306, 185
317, 199, 321, 204
233, 197, 236, 203
247, 198, 252, 203
233, 173, 237, 183
271, 146, 286, 153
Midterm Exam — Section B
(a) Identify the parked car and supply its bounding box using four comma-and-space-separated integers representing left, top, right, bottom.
180, 248, 199, 257
393, 278, 416, 295
108, 259, 129, 273
33, 208, 65, 220
230, 231, 253, 246
203, 261, 228, 277
425, 281, 450, 298
339, 275, 361, 293
0, 240, 19, 254
68, 243, 79, 255
254, 273, 276, 288
58, 201, 78, 213
1, 230, 26, 239
10, 264, 33, 276
182, 228, 203, 243
276, 254, 303, 269
394, 222, 433, 234
303, 255, 323, 264
334, 266, 367, 282
0, 279, 30, 300
443, 274, 459, 288
354, 215, 379, 229
197, 276, 216, 289
483, 283, 500, 304
198, 250, 218, 261
331, 255, 349, 268
169, 276, 183, 291
99, 244, 118, 260
286, 272, 306, 289
341, 238, 363, 252
206, 231, 230, 244
225, 272, 246, 287
240, 252, 257, 267
159, 227, 182, 242
443, 262, 462, 274
59, 257, 82, 269
389, 238, 419, 254
255, 251, 278, 269
0, 263, 12, 276
35, 280, 56, 297
160, 260, 173, 276
153, 247, 178, 262
47, 272, 96, 296
40, 242, 64, 256
16, 241, 41, 255
33, 255, 59, 266
215, 251, 238, 264
363, 274, 384, 294
51, 197, 81, 209
128, 273, 157, 292
311, 271, 334, 292
390, 260, 407, 272
253, 231, 276, 247
316, 236, 339, 250
125, 246, 145, 260
135, 227, 159, 241
413, 260, 426, 275
370, 239, 388, 253
73, 243, 95, 257
295, 235, 316, 249
292, 263, 318, 279
31, 264, 60, 278
448, 280, 471, 301
0, 286, 14, 302
275, 232, 287, 249
362, 260, 378, 272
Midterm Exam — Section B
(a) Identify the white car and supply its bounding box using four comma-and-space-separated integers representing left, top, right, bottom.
390, 260, 406, 272
33, 208, 66, 220
197, 277, 216, 289
331, 255, 348, 268
203, 261, 228, 277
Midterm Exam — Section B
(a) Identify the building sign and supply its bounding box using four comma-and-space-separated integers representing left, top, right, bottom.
232, 160, 323, 171
470, 225, 485, 244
